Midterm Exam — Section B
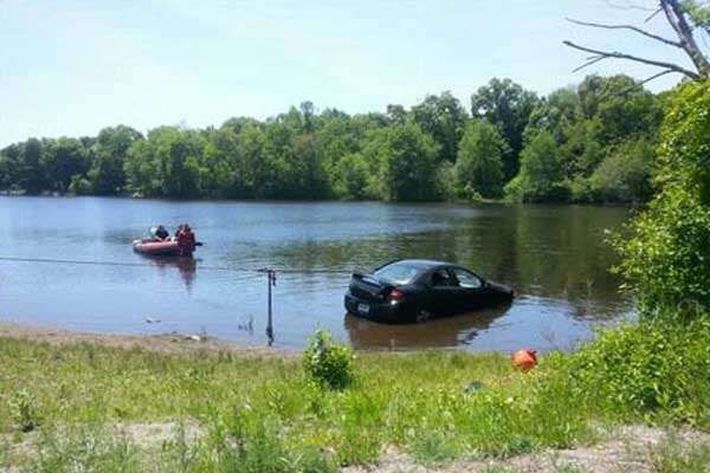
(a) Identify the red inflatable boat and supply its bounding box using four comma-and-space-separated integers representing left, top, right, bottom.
134, 225, 198, 257
133, 239, 194, 257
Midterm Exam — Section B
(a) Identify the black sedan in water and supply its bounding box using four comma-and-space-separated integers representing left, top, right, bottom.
344, 259, 514, 323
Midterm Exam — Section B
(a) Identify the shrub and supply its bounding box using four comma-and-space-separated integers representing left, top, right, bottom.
9, 389, 39, 432
303, 330, 354, 390
615, 80, 710, 316
552, 316, 710, 427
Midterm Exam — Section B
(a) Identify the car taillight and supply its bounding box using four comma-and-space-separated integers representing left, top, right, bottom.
389, 288, 405, 303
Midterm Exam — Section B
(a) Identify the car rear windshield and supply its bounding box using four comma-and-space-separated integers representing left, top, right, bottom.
373, 262, 421, 285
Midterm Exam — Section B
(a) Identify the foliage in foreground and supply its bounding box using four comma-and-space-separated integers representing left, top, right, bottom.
1, 316, 709, 471
553, 317, 710, 428
303, 329, 354, 390
616, 80, 710, 316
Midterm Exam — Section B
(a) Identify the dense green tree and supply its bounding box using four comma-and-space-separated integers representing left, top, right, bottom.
589, 137, 655, 203
454, 119, 505, 198
471, 78, 539, 179
291, 132, 330, 199
374, 122, 440, 202
411, 92, 468, 163
522, 74, 663, 203
201, 126, 239, 198
0, 144, 19, 191
236, 124, 272, 198
43, 137, 90, 193
88, 126, 143, 195
334, 153, 370, 200
300, 101, 315, 133
0, 75, 667, 204
386, 105, 408, 125
559, 118, 604, 178
20, 138, 47, 194
124, 127, 205, 198
162, 129, 206, 198
313, 109, 362, 182
524, 87, 580, 145
505, 131, 569, 202
578, 75, 662, 143
68, 174, 93, 195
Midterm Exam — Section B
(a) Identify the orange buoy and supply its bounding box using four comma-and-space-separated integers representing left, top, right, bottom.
512, 349, 537, 372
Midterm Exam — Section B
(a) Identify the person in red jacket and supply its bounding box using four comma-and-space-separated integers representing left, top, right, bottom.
177, 223, 196, 256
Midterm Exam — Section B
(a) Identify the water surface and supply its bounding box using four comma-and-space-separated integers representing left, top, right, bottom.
0, 197, 633, 351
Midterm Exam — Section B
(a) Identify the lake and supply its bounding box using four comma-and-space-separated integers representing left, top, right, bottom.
0, 197, 634, 352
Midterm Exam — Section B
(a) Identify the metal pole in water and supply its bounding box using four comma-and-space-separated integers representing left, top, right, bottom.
265, 269, 275, 346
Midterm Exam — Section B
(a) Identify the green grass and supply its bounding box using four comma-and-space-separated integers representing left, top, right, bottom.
649, 438, 710, 473
0, 339, 591, 471
1, 316, 709, 471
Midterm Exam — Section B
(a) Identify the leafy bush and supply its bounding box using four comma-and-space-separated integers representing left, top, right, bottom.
303, 330, 354, 390
615, 80, 710, 315
551, 317, 710, 427
9, 388, 39, 432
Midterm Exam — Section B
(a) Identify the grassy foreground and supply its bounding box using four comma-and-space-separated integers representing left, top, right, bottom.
1, 319, 709, 472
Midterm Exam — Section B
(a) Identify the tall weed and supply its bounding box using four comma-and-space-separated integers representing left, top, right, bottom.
303, 330, 354, 390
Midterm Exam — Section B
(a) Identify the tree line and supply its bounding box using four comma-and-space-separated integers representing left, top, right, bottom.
0, 74, 666, 203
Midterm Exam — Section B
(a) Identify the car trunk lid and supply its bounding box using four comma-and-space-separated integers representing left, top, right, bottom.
349, 272, 392, 302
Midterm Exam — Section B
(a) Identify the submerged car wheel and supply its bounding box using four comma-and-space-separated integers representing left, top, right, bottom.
415, 309, 431, 323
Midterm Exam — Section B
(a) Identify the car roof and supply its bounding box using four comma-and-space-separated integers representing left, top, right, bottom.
383, 259, 453, 270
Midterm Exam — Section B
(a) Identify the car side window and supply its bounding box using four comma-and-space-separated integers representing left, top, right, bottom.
430, 269, 456, 287
453, 268, 483, 289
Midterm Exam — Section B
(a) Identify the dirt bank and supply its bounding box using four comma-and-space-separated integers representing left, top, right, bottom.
0, 321, 291, 356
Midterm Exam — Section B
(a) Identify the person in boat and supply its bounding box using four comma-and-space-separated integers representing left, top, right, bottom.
176, 223, 196, 256
173, 224, 184, 241
153, 225, 169, 241
184, 224, 196, 247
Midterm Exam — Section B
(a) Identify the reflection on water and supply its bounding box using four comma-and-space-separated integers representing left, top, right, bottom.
345, 301, 513, 350
0, 197, 634, 351
138, 256, 197, 291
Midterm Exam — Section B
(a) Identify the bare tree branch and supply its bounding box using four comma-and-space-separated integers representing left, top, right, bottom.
635, 69, 676, 86
621, 70, 676, 94
566, 17, 683, 48
603, 0, 657, 12
563, 40, 702, 79
645, 7, 663, 23
572, 55, 607, 72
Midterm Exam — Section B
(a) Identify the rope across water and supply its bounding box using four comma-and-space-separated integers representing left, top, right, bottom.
0, 255, 353, 275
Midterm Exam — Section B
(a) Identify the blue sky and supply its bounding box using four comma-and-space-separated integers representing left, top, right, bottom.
0, 0, 697, 147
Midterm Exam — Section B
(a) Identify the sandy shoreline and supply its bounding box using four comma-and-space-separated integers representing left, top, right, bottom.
0, 320, 293, 356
